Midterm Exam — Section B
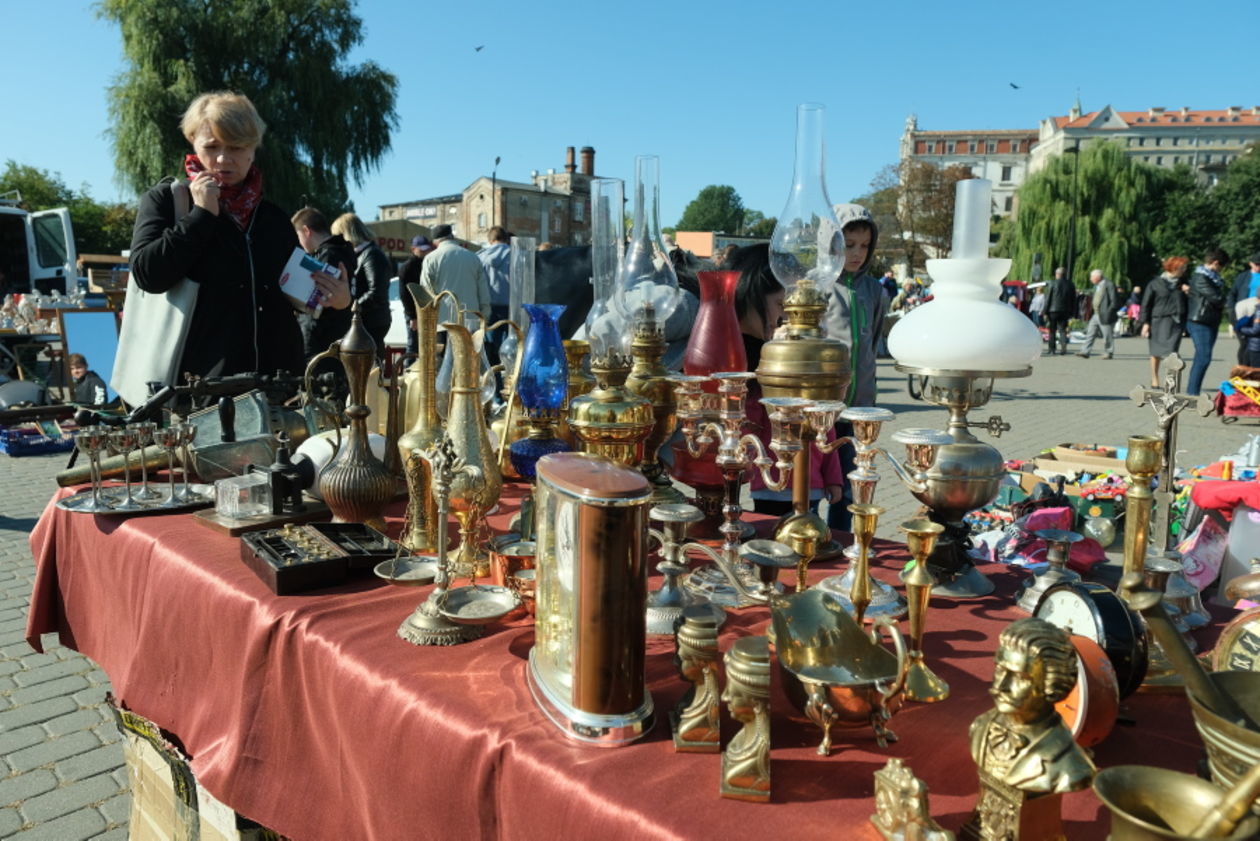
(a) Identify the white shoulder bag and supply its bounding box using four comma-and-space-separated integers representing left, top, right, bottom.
111, 180, 198, 408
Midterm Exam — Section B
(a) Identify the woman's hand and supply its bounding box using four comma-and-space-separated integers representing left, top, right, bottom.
314, 263, 351, 310
825, 484, 844, 505
1141, 323, 1150, 338
189, 172, 220, 215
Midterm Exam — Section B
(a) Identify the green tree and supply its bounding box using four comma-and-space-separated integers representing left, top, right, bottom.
1210, 146, 1260, 269
1008, 141, 1181, 289
0, 161, 136, 255
676, 185, 745, 233
99, 0, 399, 214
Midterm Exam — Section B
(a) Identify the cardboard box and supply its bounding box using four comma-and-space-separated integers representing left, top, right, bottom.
111, 699, 284, 841
1034, 452, 1129, 479
1051, 444, 1130, 476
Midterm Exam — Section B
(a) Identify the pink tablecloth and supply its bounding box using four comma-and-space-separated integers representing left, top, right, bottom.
26, 487, 1209, 841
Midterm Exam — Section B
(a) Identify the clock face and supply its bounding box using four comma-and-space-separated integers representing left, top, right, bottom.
1035, 589, 1101, 643
1215, 609, 1260, 673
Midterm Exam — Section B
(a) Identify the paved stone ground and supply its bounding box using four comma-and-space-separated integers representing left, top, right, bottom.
0, 329, 1252, 839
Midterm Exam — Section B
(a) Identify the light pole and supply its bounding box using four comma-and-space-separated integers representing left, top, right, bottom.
1065, 138, 1081, 287
491, 156, 501, 230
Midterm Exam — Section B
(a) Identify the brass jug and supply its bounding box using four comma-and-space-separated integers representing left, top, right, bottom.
397, 285, 445, 552
307, 308, 395, 531
443, 319, 503, 576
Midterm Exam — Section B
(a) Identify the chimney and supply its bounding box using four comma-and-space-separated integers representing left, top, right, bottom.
580, 146, 595, 176
564, 146, 576, 174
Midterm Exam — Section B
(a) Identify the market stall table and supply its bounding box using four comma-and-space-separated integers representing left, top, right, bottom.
27, 485, 1213, 841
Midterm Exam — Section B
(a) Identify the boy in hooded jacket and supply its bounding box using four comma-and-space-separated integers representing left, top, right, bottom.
822, 203, 889, 529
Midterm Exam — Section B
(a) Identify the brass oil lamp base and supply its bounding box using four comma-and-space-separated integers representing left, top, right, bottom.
1015, 529, 1082, 614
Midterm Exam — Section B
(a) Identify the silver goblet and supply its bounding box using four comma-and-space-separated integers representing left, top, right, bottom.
129, 422, 162, 503
107, 426, 143, 511
171, 422, 200, 503
154, 425, 183, 506
74, 426, 113, 513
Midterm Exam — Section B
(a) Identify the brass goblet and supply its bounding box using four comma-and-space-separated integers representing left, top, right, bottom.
1123, 434, 1163, 579
848, 503, 885, 624
900, 519, 948, 703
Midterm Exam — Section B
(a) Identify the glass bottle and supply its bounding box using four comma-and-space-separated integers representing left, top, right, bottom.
769, 104, 844, 298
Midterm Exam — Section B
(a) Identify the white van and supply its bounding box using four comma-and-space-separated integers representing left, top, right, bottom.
0, 192, 77, 294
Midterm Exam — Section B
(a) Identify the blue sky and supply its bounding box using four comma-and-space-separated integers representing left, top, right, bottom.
7, 0, 1257, 233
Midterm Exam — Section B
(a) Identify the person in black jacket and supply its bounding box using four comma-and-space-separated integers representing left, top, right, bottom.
1185, 247, 1230, 396
292, 206, 357, 360
331, 212, 393, 357
128, 92, 350, 383
1228, 253, 1260, 363
1042, 267, 1075, 355
1139, 256, 1189, 387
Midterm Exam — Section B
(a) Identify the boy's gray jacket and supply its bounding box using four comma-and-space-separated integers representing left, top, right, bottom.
822, 203, 887, 408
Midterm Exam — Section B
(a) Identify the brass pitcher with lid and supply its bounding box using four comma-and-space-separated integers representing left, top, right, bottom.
443, 319, 503, 577
306, 308, 395, 531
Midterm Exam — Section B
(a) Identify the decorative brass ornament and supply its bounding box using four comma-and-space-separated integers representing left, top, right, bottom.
1094, 763, 1260, 840
871, 758, 955, 841
624, 317, 685, 504
671, 604, 721, 753
1015, 529, 1083, 615
755, 277, 850, 402
720, 636, 772, 802
960, 618, 1095, 841
397, 285, 448, 553
566, 351, 655, 467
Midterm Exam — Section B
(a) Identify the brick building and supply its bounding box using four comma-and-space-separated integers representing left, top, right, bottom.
379, 146, 599, 245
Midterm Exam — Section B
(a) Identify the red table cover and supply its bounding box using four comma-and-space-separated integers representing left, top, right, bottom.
27, 486, 1212, 841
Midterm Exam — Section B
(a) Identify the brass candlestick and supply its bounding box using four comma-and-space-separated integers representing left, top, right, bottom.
772, 399, 845, 592
645, 503, 724, 636
817, 419, 951, 618
673, 373, 803, 607
1123, 435, 1163, 579
901, 519, 948, 704
848, 503, 886, 624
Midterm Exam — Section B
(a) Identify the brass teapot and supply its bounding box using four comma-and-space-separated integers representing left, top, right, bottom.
770, 588, 909, 755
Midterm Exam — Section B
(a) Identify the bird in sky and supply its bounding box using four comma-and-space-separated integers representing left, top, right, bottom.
1009, 82, 1020, 89
475, 45, 485, 52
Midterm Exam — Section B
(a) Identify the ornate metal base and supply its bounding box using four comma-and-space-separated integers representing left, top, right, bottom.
815, 570, 907, 621
904, 654, 950, 704
527, 649, 655, 746
683, 563, 780, 608
924, 523, 995, 598
670, 707, 720, 754
397, 608, 483, 646
931, 565, 995, 598
1138, 638, 1187, 694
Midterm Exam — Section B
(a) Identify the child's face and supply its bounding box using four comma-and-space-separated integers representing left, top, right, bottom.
843, 228, 871, 274
70, 364, 86, 380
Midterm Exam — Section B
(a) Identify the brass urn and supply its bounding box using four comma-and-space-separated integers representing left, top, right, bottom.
397, 285, 443, 552
568, 352, 656, 467
309, 308, 395, 531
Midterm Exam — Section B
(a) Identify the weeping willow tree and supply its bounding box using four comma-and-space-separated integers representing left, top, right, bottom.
99, 0, 398, 214
1007, 141, 1177, 289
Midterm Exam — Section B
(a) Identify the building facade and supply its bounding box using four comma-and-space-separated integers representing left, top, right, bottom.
899, 115, 1039, 216
1030, 104, 1260, 184
379, 146, 598, 245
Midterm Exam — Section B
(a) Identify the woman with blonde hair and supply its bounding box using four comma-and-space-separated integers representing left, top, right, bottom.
331, 211, 393, 355
122, 91, 348, 401
1139, 256, 1189, 387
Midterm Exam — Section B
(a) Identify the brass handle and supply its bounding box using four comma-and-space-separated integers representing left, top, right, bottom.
304, 342, 343, 458
875, 619, 910, 703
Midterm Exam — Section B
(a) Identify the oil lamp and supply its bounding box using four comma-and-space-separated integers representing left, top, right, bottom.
887, 178, 1041, 598
507, 303, 570, 479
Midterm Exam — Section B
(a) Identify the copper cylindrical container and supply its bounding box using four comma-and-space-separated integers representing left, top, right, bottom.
528, 452, 653, 746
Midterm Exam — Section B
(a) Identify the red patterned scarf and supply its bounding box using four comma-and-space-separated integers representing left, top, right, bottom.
184, 154, 263, 231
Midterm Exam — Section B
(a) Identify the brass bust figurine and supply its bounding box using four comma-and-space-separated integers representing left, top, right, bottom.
720, 636, 772, 802
961, 618, 1095, 841
671, 606, 721, 752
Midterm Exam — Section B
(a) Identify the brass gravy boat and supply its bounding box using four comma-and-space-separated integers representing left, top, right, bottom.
770, 589, 909, 755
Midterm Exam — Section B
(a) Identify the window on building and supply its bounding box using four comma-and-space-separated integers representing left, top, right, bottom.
969, 141, 977, 153
1155, 137, 1162, 146
1143, 156, 1150, 162
1138, 137, 1146, 147
1004, 196, 1013, 212
551, 215, 562, 233
1155, 156, 1163, 165
477, 212, 487, 228
574, 201, 585, 222
1001, 165, 1013, 182
946, 142, 956, 154
1204, 154, 1213, 164
986, 141, 996, 153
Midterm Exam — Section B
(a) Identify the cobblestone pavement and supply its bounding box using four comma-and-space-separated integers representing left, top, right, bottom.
0, 330, 1251, 839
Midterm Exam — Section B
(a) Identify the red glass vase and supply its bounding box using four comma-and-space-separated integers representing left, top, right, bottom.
671, 271, 749, 538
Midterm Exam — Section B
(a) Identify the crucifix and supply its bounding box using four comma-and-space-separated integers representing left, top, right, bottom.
1128, 353, 1211, 553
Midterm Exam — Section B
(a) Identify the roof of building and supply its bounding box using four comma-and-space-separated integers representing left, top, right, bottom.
908, 128, 1037, 137
380, 193, 463, 208
1053, 107, 1260, 130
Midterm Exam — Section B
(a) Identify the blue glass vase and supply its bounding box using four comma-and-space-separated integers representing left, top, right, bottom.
510, 304, 571, 479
